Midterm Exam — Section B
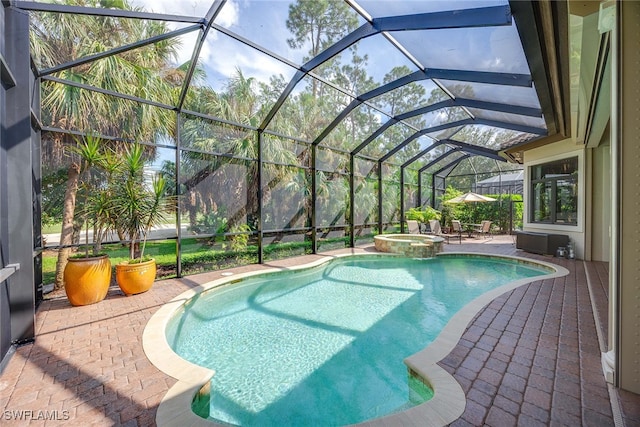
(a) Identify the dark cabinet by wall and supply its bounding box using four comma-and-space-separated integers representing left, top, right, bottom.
516, 231, 569, 256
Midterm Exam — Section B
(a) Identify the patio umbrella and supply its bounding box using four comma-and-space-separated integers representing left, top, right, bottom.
445, 192, 496, 225
445, 191, 497, 204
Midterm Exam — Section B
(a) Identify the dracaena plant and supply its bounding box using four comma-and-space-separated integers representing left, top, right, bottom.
68, 133, 110, 258
110, 143, 176, 262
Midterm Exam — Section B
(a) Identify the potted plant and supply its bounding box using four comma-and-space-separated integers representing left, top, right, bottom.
111, 143, 175, 296
63, 134, 113, 306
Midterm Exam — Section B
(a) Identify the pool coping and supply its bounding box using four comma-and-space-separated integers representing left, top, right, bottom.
143, 252, 569, 427
373, 233, 446, 243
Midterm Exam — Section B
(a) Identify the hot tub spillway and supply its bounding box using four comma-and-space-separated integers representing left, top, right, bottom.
373, 234, 444, 258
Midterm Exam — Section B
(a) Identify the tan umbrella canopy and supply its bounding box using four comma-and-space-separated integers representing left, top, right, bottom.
445, 192, 497, 204
445, 192, 497, 225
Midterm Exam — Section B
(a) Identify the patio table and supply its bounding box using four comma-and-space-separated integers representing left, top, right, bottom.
462, 223, 481, 238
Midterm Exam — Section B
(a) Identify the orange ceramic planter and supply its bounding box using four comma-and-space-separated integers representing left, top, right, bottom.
64, 255, 111, 306
115, 258, 156, 296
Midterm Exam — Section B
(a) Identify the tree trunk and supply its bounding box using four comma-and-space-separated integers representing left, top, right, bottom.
54, 163, 81, 290
72, 216, 82, 245
117, 228, 126, 245
188, 188, 198, 229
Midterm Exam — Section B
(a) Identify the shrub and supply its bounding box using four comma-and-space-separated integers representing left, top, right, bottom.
191, 209, 228, 235
405, 206, 441, 223
227, 224, 252, 252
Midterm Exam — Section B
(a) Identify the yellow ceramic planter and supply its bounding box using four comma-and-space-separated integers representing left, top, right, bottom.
63, 255, 111, 306
115, 258, 156, 296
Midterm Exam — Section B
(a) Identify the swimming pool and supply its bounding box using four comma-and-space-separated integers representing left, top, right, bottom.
148, 254, 562, 426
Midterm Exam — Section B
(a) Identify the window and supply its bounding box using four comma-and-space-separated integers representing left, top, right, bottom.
530, 157, 578, 225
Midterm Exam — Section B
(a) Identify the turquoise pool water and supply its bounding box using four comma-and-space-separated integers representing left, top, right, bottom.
166, 255, 549, 426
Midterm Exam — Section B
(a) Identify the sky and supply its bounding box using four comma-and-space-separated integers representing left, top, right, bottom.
131, 0, 300, 91
124, 0, 541, 167
128, 0, 532, 96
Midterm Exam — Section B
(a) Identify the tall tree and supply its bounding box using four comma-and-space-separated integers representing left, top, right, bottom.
376, 66, 427, 117
286, 0, 358, 97
179, 69, 299, 232
286, 0, 358, 59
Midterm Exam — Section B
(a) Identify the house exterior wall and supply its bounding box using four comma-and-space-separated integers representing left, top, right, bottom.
617, 0, 640, 394
523, 140, 586, 259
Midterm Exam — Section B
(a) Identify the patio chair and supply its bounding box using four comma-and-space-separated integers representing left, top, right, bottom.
450, 220, 463, 244
474, 220, 493, 239
427, 219, 451, 244
406, 220, 421, 234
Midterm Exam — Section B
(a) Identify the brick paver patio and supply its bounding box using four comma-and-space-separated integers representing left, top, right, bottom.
1, 235, 638, 426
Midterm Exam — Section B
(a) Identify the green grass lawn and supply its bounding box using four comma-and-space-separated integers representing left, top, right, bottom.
42, 222, 63, 234
41, 234, 371, 286
42, 239, 194, 285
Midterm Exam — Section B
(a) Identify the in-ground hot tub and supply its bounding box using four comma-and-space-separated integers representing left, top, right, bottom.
374, 233, 445, 258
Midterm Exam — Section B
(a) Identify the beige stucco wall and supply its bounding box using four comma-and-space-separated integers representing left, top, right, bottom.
617, 0, 640, 394
522, 129, 610, 264
588, 140, 610, 262
523, 140, 586, 259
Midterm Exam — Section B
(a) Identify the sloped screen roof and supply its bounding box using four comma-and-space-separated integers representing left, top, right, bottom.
22, 0, 550, 172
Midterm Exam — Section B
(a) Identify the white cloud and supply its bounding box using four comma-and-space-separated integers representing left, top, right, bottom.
200, 34, 295, 91
130, 0, 246, 77
131, 0, 208, 16
131, 0, 239, 25
215, 0, 239, 28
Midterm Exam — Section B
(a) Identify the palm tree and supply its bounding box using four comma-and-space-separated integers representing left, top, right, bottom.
180, 69, 299, 234
31, 0, 180, 289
